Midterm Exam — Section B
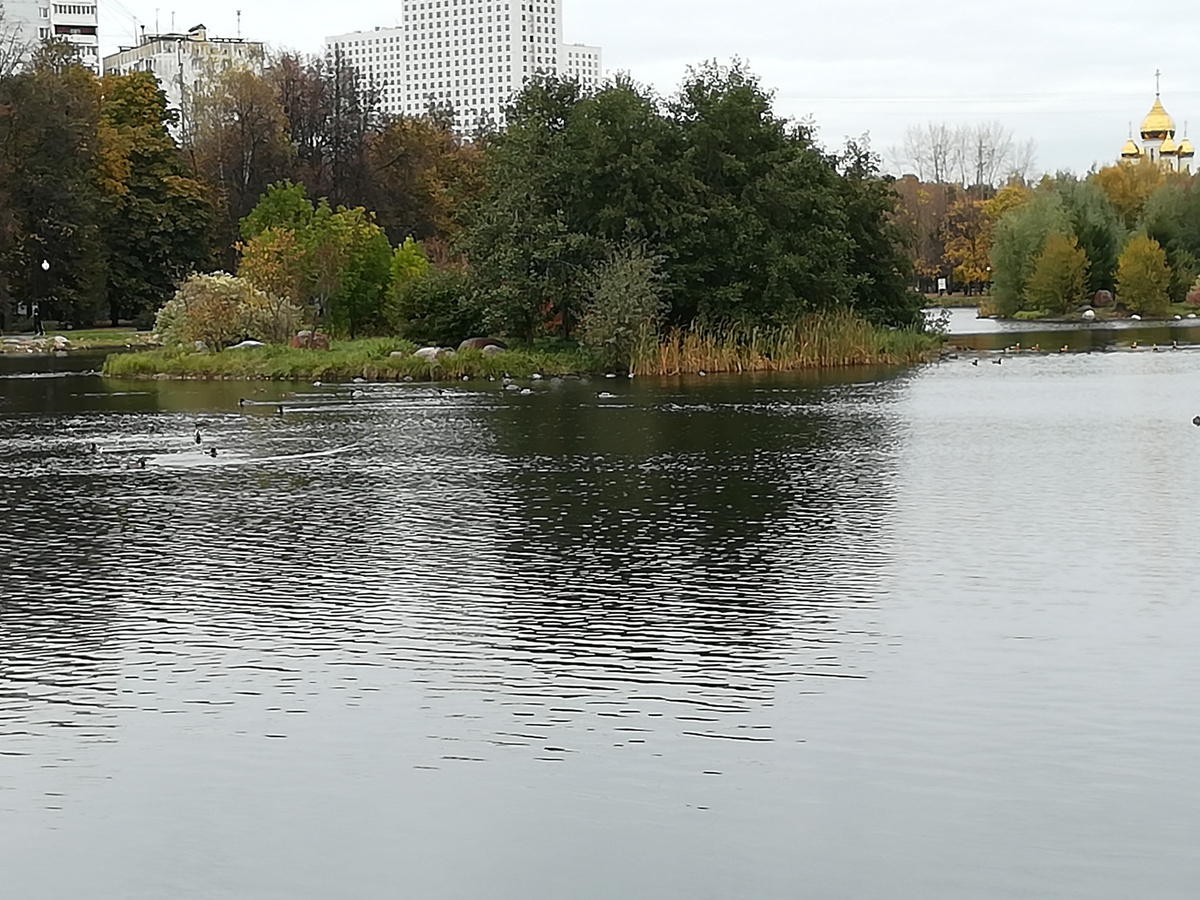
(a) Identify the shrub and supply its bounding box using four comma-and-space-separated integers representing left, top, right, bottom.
155, 273, 303, 348
391, 268, 484, 346
1187, 277, 1200, 307
581, 247, 666, 370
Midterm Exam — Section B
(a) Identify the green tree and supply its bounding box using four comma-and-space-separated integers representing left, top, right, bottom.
1116, 234, 1171, 316
1025, 233, 1089, 314
238, 184, 394, 336
1141, 179, 1200, 302
390, 267, 482, 346
240, 180, 315, 241
318, 206, 393, 338
460, 63, 912, 338
97, 71, 212, 325
460, 75, 673, 339
666, 61, 855, 325
836, 139, 919, 326
1056, 177, 1123, 295
0, 44, 107, 326
989, 190, 1070, 316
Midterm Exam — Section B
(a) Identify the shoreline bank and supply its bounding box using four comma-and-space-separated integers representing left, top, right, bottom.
102, 326, 941, 383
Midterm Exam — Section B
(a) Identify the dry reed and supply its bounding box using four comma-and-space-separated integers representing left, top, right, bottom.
635, 310, 937, 376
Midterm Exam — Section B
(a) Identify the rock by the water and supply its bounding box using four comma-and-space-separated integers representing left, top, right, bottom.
414, 347, 440, 361
458, 337, 508, 352
229, 340, 266, 350
289, 331, 330, 351
390, 351, 407, 358
194, 340, 209, 352
1092, 290, 1114, 308
482, 344, 505, 356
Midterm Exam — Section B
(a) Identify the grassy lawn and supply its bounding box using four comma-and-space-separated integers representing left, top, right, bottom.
103, 339, 602, 381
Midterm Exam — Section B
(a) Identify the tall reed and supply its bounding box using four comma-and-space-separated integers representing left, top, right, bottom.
635, 310, 937, 376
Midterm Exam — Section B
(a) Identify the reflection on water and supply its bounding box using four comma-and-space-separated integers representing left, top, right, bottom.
2, 357, 1199, 899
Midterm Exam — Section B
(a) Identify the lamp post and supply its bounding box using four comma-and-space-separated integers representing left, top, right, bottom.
33, 259, 49, 336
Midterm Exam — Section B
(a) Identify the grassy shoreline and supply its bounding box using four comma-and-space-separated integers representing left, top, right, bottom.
102, 317, 941, 383
2, 328, 158, 355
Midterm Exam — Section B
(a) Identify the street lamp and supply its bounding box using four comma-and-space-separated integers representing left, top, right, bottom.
34, 259, 49, 336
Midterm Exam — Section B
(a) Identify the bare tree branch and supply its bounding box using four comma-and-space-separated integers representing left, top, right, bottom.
0, 2, 34, 79
891, 120, 1038, 187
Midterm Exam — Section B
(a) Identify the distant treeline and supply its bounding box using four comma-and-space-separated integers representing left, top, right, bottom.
895, 163, 1200, 316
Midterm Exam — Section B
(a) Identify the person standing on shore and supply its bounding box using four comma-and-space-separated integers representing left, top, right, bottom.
32, 302, 44, 336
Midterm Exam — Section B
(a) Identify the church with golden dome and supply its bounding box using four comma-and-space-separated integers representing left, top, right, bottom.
1120, 73, 1194, 172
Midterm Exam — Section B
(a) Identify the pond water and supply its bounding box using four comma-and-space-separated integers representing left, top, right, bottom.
2, 350, 1200, 899
931, 305, 1200, 352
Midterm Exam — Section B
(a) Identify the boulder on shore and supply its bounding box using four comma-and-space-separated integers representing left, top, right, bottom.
458, 337, 508, 353
289, 331, 331, 351
1093, 290, 1114, 308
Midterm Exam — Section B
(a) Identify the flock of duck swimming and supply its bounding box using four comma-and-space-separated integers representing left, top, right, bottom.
965, 339, 1192, 366
84, 373, 630, 471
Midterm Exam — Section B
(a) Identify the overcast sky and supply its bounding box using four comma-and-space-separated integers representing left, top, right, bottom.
100, 0, 1200, 176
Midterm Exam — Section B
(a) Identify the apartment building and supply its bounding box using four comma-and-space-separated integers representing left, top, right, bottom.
559, 42, 601, 90
103, 25, 266, 117
2, 0, 100, 72
326, 0, 602, 131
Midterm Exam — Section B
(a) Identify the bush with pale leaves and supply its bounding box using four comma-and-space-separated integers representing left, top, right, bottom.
155, 273, 303, 349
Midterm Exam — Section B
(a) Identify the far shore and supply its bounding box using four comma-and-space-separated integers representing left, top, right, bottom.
1, 328, 157, 356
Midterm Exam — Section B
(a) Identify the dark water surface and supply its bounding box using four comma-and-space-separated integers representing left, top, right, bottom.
2, 352, 1199, 899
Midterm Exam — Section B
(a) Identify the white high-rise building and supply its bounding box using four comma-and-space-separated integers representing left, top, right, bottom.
559, 42, 601, 90
2, 0, 100, 72
325, 25, 408, 117
102, 25, 266, 118
325, 0, 601, 131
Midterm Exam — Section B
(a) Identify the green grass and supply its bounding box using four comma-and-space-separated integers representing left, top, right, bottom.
2, 326, 156, 352
103, 338, 601, 382
104, 315, 941, 383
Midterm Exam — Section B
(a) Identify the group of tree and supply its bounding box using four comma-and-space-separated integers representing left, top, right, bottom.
0, 45, 211, 330
988, 162, 1200, 317
888, 122, 1039, 293
454, 62, 921, 350
891, 121, 1037, 188
0, 35, 478, 330
185, 53, 481, 269
197, 62, 923, 360
2, 32, 926, 358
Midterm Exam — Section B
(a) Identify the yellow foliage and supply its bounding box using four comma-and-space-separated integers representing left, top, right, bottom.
1116, 234, 1171, 315
943, 196, 990, 285
984, 183, 1030, 221
1092, 162, 1165, 227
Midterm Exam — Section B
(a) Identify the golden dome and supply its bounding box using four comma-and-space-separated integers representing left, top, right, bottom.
1179, 138, 1195, 158
1142, 97, 1176, 140
1161, 136, 1179, 155
1121, 138, 1143, 159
